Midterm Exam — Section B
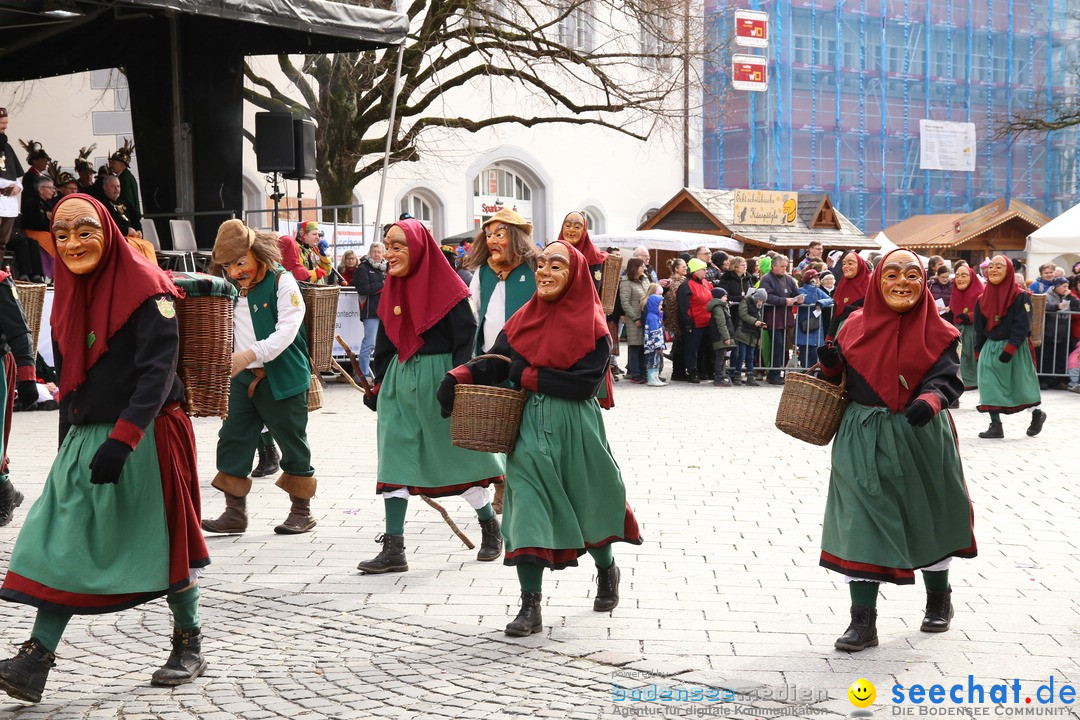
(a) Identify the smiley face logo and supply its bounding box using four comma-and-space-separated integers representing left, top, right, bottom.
848, 678, 876, 708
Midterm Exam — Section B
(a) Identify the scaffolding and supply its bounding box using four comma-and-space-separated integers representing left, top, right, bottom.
704, 0, 1080, 233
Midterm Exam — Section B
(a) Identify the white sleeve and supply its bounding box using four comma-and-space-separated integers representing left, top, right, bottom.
250, 273, 306, 364
469, 271, 482, 321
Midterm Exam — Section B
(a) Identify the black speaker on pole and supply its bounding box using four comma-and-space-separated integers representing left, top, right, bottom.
255, 112, 295, 173
284, 118, 316, 180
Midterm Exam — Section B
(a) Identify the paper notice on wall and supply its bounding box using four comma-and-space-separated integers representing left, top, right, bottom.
919, 120, 977, 172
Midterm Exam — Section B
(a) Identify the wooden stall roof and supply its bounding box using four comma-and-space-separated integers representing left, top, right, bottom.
884, 198, 1050, 250
640, 188, 877, 251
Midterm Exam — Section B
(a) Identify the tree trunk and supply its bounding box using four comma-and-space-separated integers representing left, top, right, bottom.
317, 170, 359, 224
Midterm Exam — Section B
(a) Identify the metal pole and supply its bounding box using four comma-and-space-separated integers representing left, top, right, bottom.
374, 43, 406, 237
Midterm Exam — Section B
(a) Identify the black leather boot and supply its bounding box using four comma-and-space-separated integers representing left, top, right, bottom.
0, 477, 24, 527
274, 495, 317, 534
920, 587, 954, 633
593, 562, 621, 612
150, 627, 208, 687
834, 604, 878, 651
505, 592, 543, 637
1026, 409, 1047, 437
477, 516, 503, 562
251, 442, 280, 478
978, 421, 1004, 439
0, 638, 56, 704
357, 533, 408, 573
687, 370, 700, 384
201, 492, 248, 534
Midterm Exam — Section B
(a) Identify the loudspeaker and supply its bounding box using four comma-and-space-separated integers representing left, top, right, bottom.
284, 119, 316, 180
255, 112, 295, 173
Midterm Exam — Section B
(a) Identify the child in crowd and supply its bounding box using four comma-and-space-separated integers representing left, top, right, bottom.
706, 287, 735, 387
733, 288, 768, 386
641, 283, 666, 387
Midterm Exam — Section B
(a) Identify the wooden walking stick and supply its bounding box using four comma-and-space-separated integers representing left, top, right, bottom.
334, 335, 476, 550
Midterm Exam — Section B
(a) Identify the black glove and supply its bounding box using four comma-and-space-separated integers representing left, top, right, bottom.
363, 390, 378, 412
509, 357, 529, 387
904, 399, 935, 428
436, 374, 459, 418
956, 313, 970, 325
998, 350, 1014, 364
14, 379, 39, 411
89, 438, 134, 485
817, 343, 841, 368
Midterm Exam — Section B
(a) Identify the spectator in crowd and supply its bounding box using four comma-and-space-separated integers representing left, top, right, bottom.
663, 257, 688, 381
19, 141, 49, 205
55, 172, 77, 197
1039, 277, 1080, 388
974, 255, 1045, 439
1053, 267, 1066, 280
820, 271, 836, 296
827, 252, 870, 341
926, 255, 945, 279
718, 255, 752, 306
279, 222, 327, 284
929, 263, 953, 311
732, 288, 767, 386
618, 258, 650, 383
108, 141, 141, 234
706, 287, 735, 386
694, 246, 722, 288
796, 240, 824, 273
631, 246, 658, 282
760, 255, 803, 384
352, 241, 387, 382
100, 176, 156, 263
0, 107, 24, 261
711, 251, 730, 273
815, 249, 971, 653
13, 175, 50, 282
442, 245, 472, 286
747, 257, 760, 285
337, 250, 359, 286
1068, 274, 1080, 392
74, 146, 95, 194
946, 262, 984, 391
794, 269, 834, 368
1072, 261, 1080, 276
641, 283, 666, 386
1029, 263, 1057, 294
466, 209, 537, 354
677, 258, 713, 384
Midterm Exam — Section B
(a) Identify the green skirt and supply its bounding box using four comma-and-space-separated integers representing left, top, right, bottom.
376, 352, 504, 494
503, 393, 642, 570
6, 424, 170, 602
959, 324, 978, 389
820, 403, 976, 584
976, 338, 1041, 414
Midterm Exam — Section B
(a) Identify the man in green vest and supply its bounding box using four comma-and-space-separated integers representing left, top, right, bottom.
202, 219, 318, 535
464, 208, 537, 354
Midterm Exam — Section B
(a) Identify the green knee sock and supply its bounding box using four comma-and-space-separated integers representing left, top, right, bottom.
849, 581, 879, 608
516, 564, 544, 593
475, 503, 495, 522
587, 546, 615, 570
990, 412, 1002, 423
260, 430, 275, 450
31, 609, 71, 653
385, 497, 408, 536
167, 584, 201, 630
922, 569, 950, 592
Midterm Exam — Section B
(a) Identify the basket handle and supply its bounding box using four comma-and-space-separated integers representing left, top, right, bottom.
805, 361, 846, 389
471, 354, 511, 363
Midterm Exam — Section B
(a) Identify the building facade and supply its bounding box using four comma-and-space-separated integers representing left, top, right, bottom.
704, 0, 1080, 234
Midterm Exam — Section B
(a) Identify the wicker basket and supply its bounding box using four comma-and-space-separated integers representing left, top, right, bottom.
301, 284, 341, 373
1029, 292, 1046, 348
13, 281, 47, 353
450, 355, 528, 453
308, 372, 323, 411
774, 363, 848, 446
175, 295, 233, 418
599, 254, 623, 315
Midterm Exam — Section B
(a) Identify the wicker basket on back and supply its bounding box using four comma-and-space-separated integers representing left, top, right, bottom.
1029, 292, 1046, 348
13, 281, 47, 353
307, 372, 323, 411
171, 273, 236, 418
775, 363, 848, 446
450, 355, 528, 453
599, 254, 623, 315
301, 284, 340, 373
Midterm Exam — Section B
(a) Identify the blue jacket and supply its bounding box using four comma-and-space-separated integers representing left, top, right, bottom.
794, 282, 835, 347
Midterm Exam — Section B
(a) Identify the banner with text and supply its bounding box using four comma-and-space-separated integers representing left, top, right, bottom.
919, 120, 977, 172
733, 189, 798, 226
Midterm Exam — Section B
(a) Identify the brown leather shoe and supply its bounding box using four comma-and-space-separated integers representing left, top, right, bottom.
201, 492, 247, 534
274, 495, 316, 534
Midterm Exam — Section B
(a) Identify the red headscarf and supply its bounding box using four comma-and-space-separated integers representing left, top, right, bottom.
977, 254, 1024, 332
832, 252, 871, 318
557, 211, 606, 267
50, 193, 182, 399
503, 240, 610, 370
948, 265, 985, 320
377, 219, 470, 363
838, 249, 959, 413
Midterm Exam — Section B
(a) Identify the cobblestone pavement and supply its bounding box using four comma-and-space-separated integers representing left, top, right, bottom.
1, 373, 1078, 719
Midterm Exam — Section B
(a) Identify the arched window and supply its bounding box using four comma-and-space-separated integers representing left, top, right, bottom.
639, 207, 660, 228
400, 192, 433, 227
582, 207, 604, 235
473, 164, 534, 227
